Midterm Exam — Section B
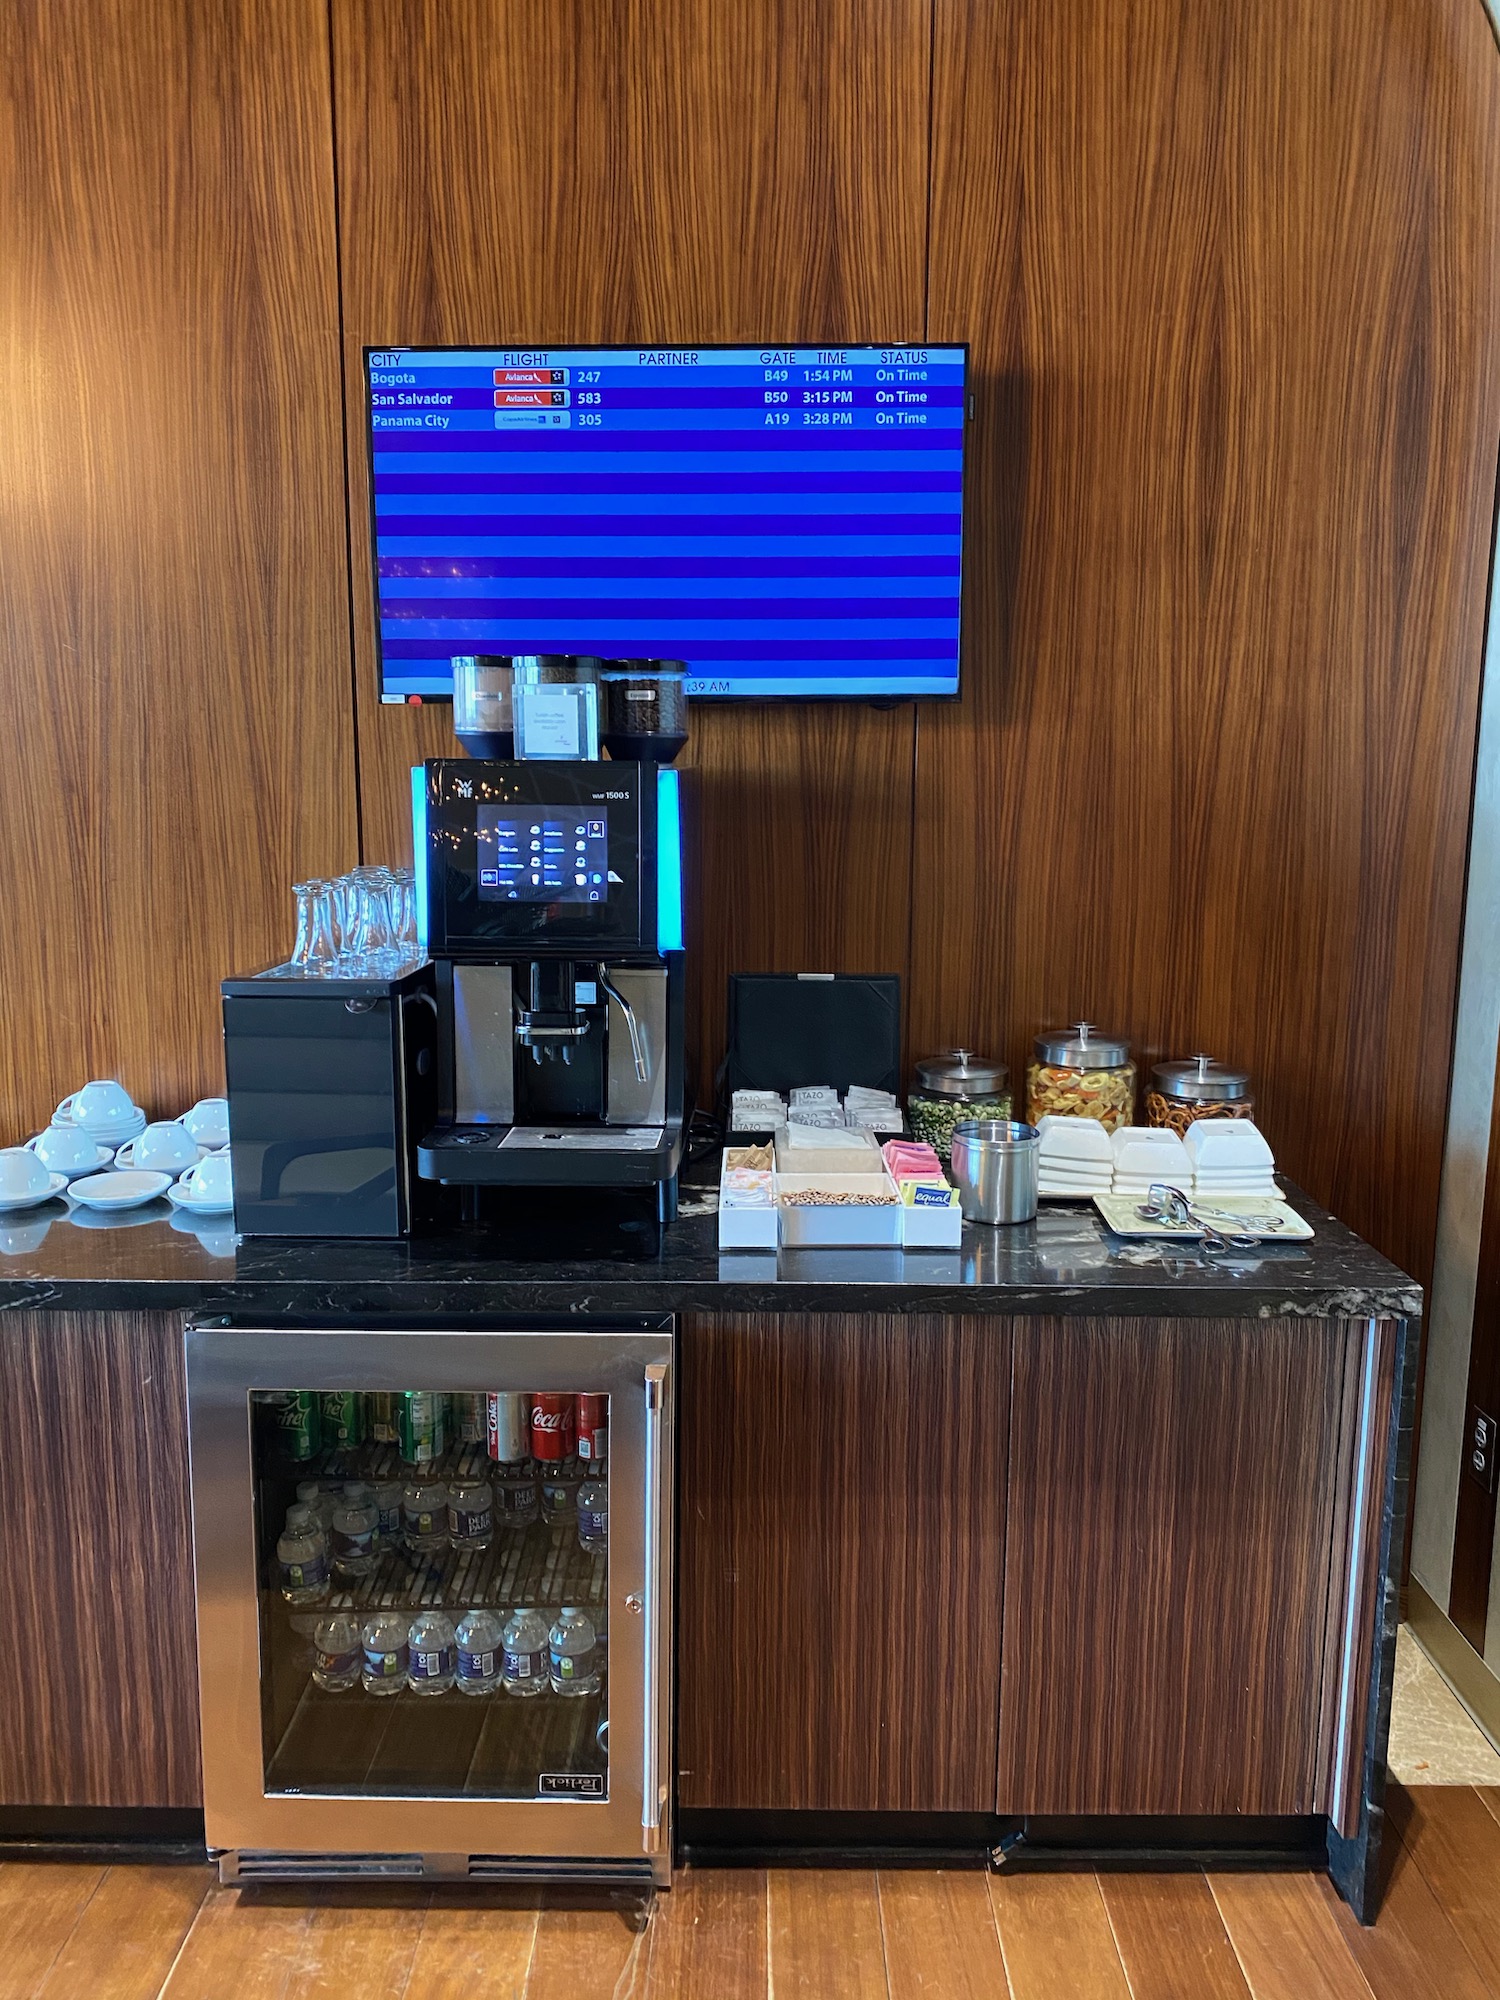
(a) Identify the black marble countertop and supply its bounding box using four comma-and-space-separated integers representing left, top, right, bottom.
0, 1172, 1422, 1322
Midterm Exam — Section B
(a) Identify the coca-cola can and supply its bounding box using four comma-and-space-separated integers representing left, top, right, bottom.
530, 1392, 576, 1463
576, 1392, 608, 1464
486, 1391, 530, 1463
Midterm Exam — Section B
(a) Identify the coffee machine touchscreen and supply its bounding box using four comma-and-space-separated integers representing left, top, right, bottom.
478, 807, 610, 904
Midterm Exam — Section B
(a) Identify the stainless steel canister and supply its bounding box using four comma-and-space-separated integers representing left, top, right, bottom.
949, 1119, 1040, 1226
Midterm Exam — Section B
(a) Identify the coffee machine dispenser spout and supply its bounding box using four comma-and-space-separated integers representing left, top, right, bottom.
599, 967, 651, 1083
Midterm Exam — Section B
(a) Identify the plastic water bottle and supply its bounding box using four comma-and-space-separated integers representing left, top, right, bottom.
408, 1610, 457, 1695
295, 1480, 337, 1534
577, 1481, 608, 1554
331, 1488, 378, 1581
541, 1472, 580, 1528
277, 1503, 329, 1605
372, 1479, 403, 1549
455, 1608, 505, 1697
500, 1607, 550, 1698
402, 1480, 449, 1553
495, 1464, 540, 1530
549, 1607, 600, 1697
448, 1478, 494, 1551
361, 1612, 408, 1695
311, 1613, 361, 1691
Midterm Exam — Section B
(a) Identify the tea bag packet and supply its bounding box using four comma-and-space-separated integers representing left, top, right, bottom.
790, 1084, 840, 1109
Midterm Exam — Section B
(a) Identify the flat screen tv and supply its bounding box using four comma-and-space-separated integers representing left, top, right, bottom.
364, 343, 967, 701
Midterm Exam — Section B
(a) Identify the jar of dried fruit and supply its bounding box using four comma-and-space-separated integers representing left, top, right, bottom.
1026, 1024, 1135, 1132
1144, 1055, 1254, 1137
907, 1051, 1011, 1164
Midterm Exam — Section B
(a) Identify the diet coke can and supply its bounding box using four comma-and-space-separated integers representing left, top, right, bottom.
486, 1391, 529, 1464
530, 1393, 576, 1463
576, 1393, 608, 1464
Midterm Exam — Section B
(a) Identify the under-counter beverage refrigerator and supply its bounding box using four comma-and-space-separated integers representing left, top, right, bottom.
185, 1319, 672, 1886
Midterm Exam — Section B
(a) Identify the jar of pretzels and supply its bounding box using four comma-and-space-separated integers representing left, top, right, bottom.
1026, 1024, 1135, 1133
1145, 1055, 1254, 1137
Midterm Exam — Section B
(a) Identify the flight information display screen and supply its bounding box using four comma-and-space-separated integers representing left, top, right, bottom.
365, 344, 967, 700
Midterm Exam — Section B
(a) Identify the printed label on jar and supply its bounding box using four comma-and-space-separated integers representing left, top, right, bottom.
410, 1645, 454, 1683
503, 1646, 546, 1681
450, 1502, 493, 1540
364, 1644, 407, 1679
459, 1647, 497, 1681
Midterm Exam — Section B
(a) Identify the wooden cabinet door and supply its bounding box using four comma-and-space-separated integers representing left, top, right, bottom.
0, 1311, 201, 1807
998, 1315, 1352, 1815
678, 1313, 1008, 1811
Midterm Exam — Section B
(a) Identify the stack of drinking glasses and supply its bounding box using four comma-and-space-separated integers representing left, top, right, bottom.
287, 866, 420, 977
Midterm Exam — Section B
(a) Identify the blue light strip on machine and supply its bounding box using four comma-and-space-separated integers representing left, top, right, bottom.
656, 768, 683, 952
410, 765, 429, 949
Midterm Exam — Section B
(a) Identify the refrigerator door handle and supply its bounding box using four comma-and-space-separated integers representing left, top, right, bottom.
641, 1361, 668, 1851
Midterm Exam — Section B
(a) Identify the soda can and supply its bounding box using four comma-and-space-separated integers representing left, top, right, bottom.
576, 1393, 608, 1464
456, 1393, 487, 1446
271, 1390, 321, 1462
530, 1393, 575, 1463
486, 1392, 530, 1464
320, 1391, 365, 1450
398, 1390, 445, 1464
368, 1392, 397, 1445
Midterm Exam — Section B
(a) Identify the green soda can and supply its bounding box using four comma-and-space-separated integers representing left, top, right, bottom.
397, 1390, 445, 1464
271, 1390, 321, 1462
320, 1391, 365, 1450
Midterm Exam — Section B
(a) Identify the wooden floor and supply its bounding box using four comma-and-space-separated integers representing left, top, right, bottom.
2, 1784, 1497, 1998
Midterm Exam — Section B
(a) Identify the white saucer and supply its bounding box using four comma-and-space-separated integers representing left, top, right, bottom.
69, 1112, 147, 1146
167, 1182, 234, 1217
0, 1174, 68, 1212
67, 1169, 171, 1210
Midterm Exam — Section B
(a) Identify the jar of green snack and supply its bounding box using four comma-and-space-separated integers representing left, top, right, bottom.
907, 1052, 1012, 1164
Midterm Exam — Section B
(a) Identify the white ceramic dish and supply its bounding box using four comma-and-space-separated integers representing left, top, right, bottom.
167, 1181, 234, 1217
0, 1174, 68, 1213
67, 1169, 172, 1211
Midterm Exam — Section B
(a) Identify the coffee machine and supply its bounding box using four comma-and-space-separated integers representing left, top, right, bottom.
412, 758, 686, 1219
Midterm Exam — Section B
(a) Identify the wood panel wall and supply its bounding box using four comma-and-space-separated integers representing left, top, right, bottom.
2, 0, 1498, 1293
330, 0, 930, 1101
0, 0, 356, 1139
915, 0, 1500, 1289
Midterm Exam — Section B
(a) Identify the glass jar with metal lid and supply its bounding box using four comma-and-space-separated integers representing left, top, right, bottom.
1026, 1024, 1135, 1132
1144, 1054, 1254, 1137
907, 1051, 1012, 1163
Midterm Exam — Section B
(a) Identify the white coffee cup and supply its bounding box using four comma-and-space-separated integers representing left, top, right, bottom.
115, 1121, 200, 1175
181, 1098, 231, 1150
26, 1125, 105, 1176
179, 1150, 233, 1206
0, 1148, 52, 1200
57, 1080, 139, 1131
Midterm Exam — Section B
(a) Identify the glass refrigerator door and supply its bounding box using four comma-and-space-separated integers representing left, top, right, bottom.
186, 1326, 670, 1878
254, 1389, 612, 1803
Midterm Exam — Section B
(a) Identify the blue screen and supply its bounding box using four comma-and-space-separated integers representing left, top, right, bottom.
365, 344, 966, 700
